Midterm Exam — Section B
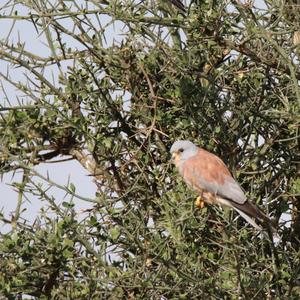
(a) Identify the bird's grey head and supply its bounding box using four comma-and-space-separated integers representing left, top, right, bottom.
170, 140, 198, 164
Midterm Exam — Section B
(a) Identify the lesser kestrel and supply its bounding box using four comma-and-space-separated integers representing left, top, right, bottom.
170, 140, 271, 230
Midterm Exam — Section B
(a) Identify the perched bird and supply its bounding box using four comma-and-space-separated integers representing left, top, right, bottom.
170, 140, 271, 230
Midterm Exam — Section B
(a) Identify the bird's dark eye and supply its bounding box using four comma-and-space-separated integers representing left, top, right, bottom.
179, 148, 184, 153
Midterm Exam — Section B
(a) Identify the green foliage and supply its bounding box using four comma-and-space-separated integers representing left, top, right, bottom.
0, 0, 299, 298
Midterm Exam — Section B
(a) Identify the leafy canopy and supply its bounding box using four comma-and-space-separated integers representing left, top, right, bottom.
0, 0, 299, 298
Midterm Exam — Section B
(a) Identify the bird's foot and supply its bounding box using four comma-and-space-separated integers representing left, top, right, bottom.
195, 196, 205, 208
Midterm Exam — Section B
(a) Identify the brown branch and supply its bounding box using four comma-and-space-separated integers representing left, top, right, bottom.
220, 38, 300, 80
69, 148, 122, 193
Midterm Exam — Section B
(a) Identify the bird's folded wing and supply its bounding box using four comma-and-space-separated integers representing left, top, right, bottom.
181, 148, 246, 204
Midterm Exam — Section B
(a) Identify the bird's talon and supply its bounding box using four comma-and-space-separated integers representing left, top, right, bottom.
195, 196, 205, 209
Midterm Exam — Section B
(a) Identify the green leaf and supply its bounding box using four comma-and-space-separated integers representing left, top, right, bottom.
110, 227, 120, 241
62, 202, 75, 208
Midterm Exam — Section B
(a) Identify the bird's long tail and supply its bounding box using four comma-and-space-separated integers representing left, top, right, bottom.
232, 207, 263, 230
216, 195, 273, 230
233, 200, 271, 222
231, 200, 273, 230
170, 0, 186, 12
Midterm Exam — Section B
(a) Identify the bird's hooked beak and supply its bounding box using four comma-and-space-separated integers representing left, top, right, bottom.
171, 152, 179, 164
